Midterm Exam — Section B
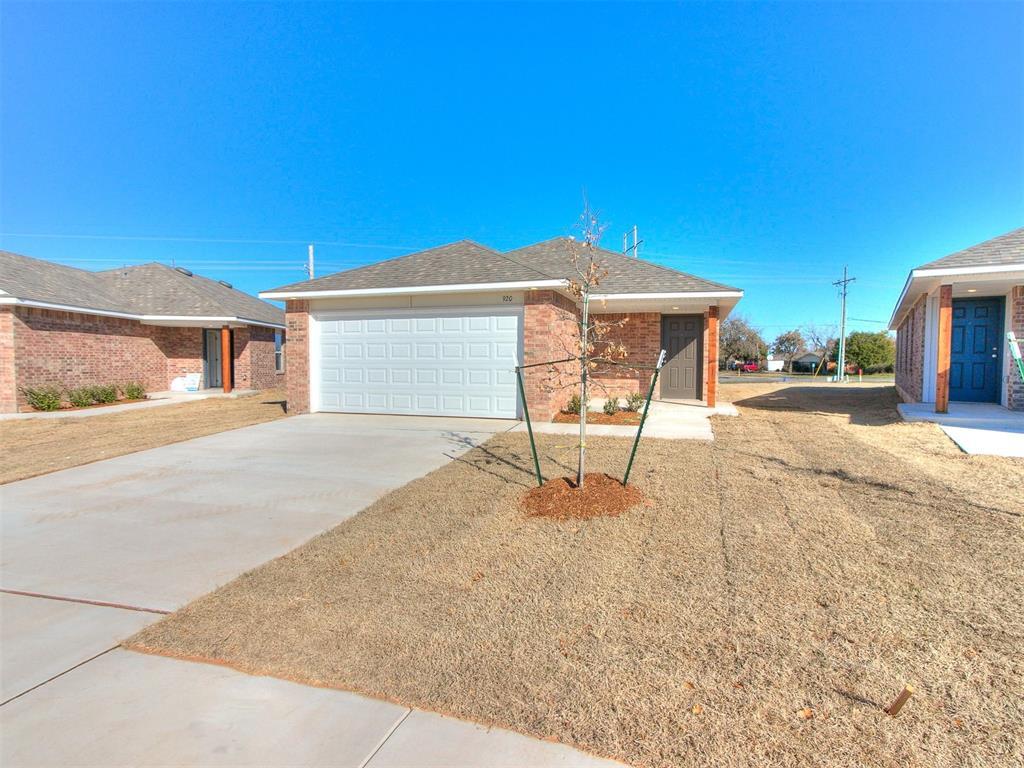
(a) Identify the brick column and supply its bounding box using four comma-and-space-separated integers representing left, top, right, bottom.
705, 306, 719, 408
220, 326, 233, 393
935, 284, 953, 413
1009, 286, 1024, 411
0, 307, 17, 413
285, 300, 310, 414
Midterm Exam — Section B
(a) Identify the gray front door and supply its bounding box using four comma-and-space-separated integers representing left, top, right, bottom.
204, 329, 221, 388
661, 315, 703, 400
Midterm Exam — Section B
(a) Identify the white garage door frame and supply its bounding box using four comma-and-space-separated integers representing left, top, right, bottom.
309, 306, 525, 418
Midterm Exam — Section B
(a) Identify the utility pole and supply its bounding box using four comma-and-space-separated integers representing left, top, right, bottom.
623, 226, 643, 258
305, 244, 315, 279
833, 266, 856, 382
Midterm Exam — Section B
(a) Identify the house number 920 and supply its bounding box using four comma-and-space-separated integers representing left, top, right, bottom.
502, 295, 514, 302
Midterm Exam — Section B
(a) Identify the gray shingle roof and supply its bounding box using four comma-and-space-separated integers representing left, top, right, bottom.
267, 240, 547, 293
265, 237, 741, 295
917, 227, 1024, 270
0, 250, 284, 326
505, 238, 741, 294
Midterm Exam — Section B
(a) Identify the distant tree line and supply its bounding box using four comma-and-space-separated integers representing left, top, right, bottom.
718, 315, 895, 374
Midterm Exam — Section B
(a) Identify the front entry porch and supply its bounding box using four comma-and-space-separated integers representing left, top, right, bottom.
898, 400, 1024, 457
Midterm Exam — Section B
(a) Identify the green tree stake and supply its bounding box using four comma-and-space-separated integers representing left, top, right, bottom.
516, 365, 544, 487
623, 350, 666, 486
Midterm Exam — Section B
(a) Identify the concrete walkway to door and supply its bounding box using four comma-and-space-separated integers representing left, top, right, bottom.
898, 401, 1024, 457
1, 414, 619, 767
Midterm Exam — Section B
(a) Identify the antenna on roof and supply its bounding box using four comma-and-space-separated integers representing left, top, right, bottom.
305, 243, 315, 279
623, 225, 643, 258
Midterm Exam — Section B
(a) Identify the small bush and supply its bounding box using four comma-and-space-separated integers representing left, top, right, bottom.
67, 386, 96, 408
21, 386, 62, 411
121, 382, 146, 400
625, 392, 645, 412
565, 394, 590, 415
602, 397, 620, 416
92, 385, 118, 404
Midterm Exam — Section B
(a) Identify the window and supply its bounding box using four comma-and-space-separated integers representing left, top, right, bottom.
274, 330, 284, 373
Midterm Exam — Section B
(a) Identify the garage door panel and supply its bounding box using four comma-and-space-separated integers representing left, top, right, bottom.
315, 309, 520, 418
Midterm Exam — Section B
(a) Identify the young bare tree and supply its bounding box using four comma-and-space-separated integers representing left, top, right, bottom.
535, 205, 629, 487
803, 323, 838, 376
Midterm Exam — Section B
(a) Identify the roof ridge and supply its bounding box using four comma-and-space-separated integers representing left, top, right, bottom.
594, 244, 741, 292
509, 236, 741, 293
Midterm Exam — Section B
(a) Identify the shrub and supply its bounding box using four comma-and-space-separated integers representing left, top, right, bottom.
92, 385, 118, 404
67, 386, 96, 408
625, 392, 646, 412
565, 394, 590, 415
20, 386, 62, 411
121, 382, 146, 400
602, 397, 619, 416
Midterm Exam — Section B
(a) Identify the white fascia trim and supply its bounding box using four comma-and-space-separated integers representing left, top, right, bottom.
0, 297, 284, 329
913, 263, 1024, 278
888, 272, 916, 330
889, 263, 1024, 329
139, 314, 286, 329
259, 279, 567, 300
0, 296, 141, 319
589, 291, 744, 301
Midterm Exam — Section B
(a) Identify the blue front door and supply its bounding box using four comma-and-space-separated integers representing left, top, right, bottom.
949, 297, 1003, 402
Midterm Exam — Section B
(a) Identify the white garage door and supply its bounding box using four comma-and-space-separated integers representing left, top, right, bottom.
314, 308, 521, 418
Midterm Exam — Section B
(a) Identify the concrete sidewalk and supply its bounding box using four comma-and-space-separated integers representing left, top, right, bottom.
1, 650, 620, 767
0, 413, 621, 767
898, 401, 1024, 457
0, 388, 259, 420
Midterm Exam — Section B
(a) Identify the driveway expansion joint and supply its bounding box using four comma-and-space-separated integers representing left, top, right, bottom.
0, 589, 169, 616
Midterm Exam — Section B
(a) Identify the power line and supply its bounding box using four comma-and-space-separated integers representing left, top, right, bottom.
0, 231, 419, 250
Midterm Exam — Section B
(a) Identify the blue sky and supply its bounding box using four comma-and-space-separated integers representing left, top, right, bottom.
2, 1, 1022, 340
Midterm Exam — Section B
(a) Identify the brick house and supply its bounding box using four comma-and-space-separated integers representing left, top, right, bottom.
889, 227, 1024, 412
261, 238, 743, 420
0, 251, 286, 413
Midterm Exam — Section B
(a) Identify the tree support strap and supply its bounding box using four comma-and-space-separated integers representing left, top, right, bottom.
623, 349, 667, 486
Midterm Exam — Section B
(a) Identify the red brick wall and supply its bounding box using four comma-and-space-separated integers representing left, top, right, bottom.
0, 307, 17, 413
895, 293, 927, 403
285, 300, 310, 414
2, 307, 280, 412
243, 325, 279, 391
589, 312, 661, 401
1009, 285, 1024, 411
522, 290, 580, 420
157, 325, 204, 384
11, 307, 181, 409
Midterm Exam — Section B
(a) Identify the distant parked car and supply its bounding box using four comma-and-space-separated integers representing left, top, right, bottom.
741, 362, 760, 373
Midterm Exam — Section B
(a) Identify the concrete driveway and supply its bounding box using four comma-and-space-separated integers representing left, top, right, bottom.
1, 413, 620, 766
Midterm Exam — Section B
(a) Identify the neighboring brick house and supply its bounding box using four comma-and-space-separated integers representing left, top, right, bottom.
0, 251, 286, 413
261, 238, 742, 420
889, 227, 1024, 413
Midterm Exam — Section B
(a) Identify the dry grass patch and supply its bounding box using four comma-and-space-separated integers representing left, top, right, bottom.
0, 389, 287, 484
128, 385, 1023, 767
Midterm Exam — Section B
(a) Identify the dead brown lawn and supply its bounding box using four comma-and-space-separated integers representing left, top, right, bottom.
0, 390, 287, 484
128, 384, 1023, 767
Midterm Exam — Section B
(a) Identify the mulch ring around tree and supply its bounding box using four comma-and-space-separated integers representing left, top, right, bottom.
552, 411, 641, 425
520, 473, 646, 520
